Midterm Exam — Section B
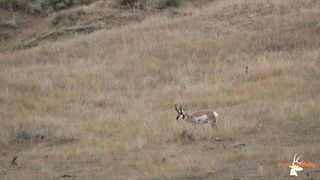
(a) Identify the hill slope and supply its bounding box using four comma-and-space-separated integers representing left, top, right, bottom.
0, 0, 320, 179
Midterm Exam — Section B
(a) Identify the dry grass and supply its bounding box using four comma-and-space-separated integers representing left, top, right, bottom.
0, 0, 320, 179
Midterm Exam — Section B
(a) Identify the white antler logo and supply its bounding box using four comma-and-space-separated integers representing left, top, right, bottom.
289, 153, 303, 176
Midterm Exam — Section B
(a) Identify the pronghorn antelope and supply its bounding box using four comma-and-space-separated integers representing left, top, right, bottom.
175, 104, 219, 129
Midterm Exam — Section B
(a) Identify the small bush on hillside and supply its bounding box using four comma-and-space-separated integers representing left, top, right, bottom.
122, 0, 147, 9
49, 0, 91, 11
74, 0, 90, 5
13, 121, 55, 143
14, 126, 46, 143
15, 128, 31, 142
0, 0, 45, 13
28, 0, 44, 14
165, 0, 184, 7
0, 0, 93, 12
0, 10, 10, 22
52, 10, 83, 26
0, 0, 26, 10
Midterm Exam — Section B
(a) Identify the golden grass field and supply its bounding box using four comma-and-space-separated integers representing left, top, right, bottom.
0, 0, 320, 179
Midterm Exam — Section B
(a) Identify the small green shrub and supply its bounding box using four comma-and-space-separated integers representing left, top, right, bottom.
52, 10, 83, 26
14, 123, 49, 143
0, 10, 11, 22
28, 0, 44, 14
74, 0, 90, 5
15, 128, 31, 142
0, 0, 26, 10
0, 0, 46, 13
165, 0, 184, 7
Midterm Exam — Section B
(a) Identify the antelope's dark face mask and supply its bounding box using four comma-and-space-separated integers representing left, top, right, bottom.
175, 104, 185, 121
176, 113, 185, 120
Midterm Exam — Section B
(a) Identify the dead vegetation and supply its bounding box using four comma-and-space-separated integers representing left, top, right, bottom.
0, 0, 320, 179
0, 0, 159, 51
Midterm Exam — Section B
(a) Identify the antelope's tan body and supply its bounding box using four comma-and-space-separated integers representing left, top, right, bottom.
175, 104, 219, 129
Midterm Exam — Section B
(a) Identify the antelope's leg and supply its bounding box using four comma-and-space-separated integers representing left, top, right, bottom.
209, 123, 217, 139
195, 121, 200, 128
210, 123, 218, 130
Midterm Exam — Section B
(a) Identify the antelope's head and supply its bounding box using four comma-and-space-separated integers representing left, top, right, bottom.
175, 104, 185, 121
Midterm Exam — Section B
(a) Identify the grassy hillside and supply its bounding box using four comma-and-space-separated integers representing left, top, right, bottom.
0, 0, 320, 179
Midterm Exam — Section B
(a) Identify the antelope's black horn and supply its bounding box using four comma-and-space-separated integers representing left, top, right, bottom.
175, 104, 179, 112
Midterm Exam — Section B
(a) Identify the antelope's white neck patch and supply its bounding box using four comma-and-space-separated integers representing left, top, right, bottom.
213, 111, 219, 118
